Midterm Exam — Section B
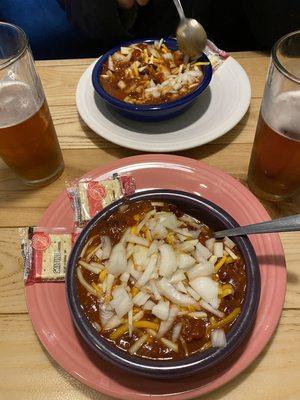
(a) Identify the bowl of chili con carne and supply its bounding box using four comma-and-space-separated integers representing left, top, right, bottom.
91, 38, 212, 121
66, 189, 260, 379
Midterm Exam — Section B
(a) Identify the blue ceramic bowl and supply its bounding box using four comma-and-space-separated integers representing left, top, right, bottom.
92, 38, 212, 121
66, 189, 261, 379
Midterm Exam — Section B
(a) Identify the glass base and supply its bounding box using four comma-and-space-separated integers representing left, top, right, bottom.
247, 178, 298, 202
20, 162, 65, 188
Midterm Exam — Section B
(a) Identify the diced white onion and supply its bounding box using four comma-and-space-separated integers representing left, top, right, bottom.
79, 260, 103, 274
120, 271, 130, 284
175, 281, 188, 293
209, 255, 218, 265
189, 311, 207, 319
152, 300, 170, 321
223, 236, 235, 249
195, 242, 212, 259
158, 305, 178, 337
136, 254, 157, 288
211, 329, 227, 348
129, 334, 149, 355
186, 286, 201, 301
149, 279, 161, 300
213, 242, 224, 258
133, 291, 151, 306
126, 233, 150, 247
104, 315, 122, 330
143, 300, 155, 310
132, 244, 149, 267
99, 303, 114, 327
107, 243, 128, 276
200, 300, 224, 318
160, 337, 178, 352
176, 240, 198, 253
133, 310, 144, 321
170, 270, 186, 284
205, 238, 216, 253
187, 262, 214, 280
177, 253, 196, 269
171, 322, 182, 342
158, 278, 197, 307
225, 246, 238, 260
110, 286, 132, 318
189, 277, 220, 309
158, 244, 177, 277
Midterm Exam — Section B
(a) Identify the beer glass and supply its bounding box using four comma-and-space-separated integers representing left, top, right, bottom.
247, 30, 300, 201
0, 22, 64, 186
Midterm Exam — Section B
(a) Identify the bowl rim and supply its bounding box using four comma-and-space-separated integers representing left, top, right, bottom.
91, 37, 213, 111
66, 189, 261, 378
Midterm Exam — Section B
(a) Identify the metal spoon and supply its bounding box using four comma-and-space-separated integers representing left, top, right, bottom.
173, 0, 207, 58
214, 214, 300, 238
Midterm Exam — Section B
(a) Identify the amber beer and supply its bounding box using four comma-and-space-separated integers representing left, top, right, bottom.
248, 92, 300, 200
0, 22, 64, 186
0, 82, 63, 184
247, 31, 300, 201
248, 109, 300, 200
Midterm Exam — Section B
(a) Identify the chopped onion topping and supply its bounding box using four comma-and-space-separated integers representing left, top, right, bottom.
133, 291, 151, 306
108, 243, 127, 276
211, 329, 227, 348
136, 254, 158, 288
110, 286, 133, 318
129, 334, 149, 355
213, 242, 223, 258
158, 305, 178, 337
158, 278, 197, 307
225, 246, 238, 260
171, 322, 182, 343
79, 260, 103, 274
200, 300, 224, 318
152, 300, 170, 321
224, 236, 235, 249
190, 277, 219, 309
160, 337, 178, 352
205, 238, 216, 253
158, 244, 177, 277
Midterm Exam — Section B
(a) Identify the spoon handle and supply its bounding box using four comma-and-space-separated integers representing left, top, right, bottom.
214, 214, 300, 238
173, 0, 186, 20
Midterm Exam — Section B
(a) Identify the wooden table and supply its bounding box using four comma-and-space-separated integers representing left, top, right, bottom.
1, 52, 299, 400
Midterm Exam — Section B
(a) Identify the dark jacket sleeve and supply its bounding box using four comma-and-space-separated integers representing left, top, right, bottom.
61, 0, 136, 43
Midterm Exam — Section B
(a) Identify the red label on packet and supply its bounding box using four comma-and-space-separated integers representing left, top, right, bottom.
32, 232, 51, 251
87, 181, 106, 201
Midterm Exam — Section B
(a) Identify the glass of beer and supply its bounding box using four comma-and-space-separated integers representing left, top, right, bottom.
247, 30, 300, 201
0, 22, 64, 186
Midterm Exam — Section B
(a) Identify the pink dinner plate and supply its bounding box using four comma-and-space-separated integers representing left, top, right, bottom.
25, 154, 286, 399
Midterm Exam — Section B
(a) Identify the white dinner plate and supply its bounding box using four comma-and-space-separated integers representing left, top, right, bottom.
76, 57, 251, 152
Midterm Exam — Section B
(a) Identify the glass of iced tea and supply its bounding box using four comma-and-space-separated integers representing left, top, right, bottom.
247, 30, 300, 201
0, 22, 64, 186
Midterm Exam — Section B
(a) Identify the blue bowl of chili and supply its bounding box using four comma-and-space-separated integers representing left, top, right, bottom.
92, 38, 212, 121
66, 189, 260, 379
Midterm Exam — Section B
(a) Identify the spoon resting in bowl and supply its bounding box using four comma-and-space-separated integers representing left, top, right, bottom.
214, 214, 300, 238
